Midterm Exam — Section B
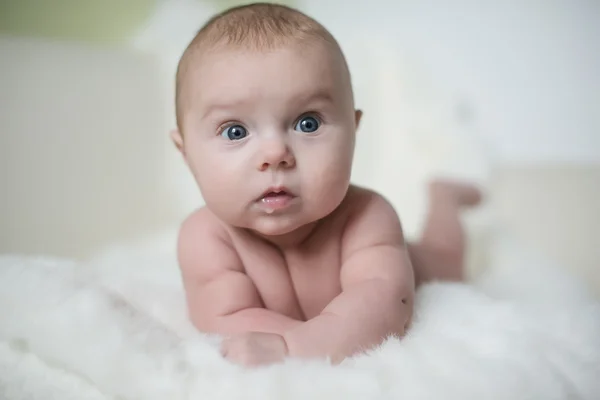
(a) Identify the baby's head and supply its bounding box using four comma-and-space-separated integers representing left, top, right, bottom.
172, 3, 362, 239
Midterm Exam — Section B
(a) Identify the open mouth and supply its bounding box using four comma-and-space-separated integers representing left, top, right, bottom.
259, 188, 295, 210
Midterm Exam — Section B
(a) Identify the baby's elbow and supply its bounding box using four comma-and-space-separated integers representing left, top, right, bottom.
383, 284, 414, 336
397, 288, 414, 336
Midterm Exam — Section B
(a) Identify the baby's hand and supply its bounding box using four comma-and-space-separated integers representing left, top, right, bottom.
220, 332, 288, 367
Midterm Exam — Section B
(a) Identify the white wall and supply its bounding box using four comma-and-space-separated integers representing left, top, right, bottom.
0, 37, 184, 258
303, 0, 600, 166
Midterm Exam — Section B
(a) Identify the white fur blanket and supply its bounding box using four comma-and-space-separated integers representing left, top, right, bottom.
1, 231, 599, 400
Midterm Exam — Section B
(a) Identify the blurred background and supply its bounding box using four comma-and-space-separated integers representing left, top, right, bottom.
0, 1, 598, 290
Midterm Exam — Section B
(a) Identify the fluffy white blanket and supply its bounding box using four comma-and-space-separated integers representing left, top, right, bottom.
1, 231, 599, 400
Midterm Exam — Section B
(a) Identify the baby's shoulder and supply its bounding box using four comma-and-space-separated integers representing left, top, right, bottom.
341, 185, 400, 220
337, 185, 404, 246
179, 206, 228, 242
177, 207, 239, 274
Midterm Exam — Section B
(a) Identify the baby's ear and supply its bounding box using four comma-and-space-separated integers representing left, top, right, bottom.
354, 109, 363, 130
170, 128, 185, 155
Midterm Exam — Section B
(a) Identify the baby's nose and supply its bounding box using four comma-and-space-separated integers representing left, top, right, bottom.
258, 137, 296, 171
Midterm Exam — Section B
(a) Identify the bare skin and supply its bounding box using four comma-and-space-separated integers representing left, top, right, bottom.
179, 185, 414, 365
409, 180, 482, 285
178, 180, 481, 366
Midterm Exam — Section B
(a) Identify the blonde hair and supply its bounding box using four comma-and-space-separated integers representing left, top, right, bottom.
175, 2, 349, 130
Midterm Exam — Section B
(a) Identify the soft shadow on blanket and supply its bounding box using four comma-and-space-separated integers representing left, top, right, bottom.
1, 230, 599, 400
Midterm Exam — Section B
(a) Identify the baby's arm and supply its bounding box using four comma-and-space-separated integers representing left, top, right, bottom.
178, 211, 302, 336
283, 192, 414, 363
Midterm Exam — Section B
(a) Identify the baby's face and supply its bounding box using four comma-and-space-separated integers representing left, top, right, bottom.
175, 41, 360, 238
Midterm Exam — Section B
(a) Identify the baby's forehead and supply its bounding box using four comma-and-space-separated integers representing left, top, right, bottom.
215, 45, 342, 82
191, 39, 340, 73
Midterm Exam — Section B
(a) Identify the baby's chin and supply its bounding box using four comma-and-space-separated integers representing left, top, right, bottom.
245, 215, 309, 237
235, 212, 324, 244
207, 206, 303, 236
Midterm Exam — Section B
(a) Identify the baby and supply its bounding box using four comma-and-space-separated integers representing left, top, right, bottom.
171, 3, 481, 367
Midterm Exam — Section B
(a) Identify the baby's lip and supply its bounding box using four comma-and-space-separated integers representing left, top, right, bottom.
258, 186, 295, 200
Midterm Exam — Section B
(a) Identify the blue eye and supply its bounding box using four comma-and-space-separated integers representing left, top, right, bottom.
294, 115, 320, 133
221, 125, 248, 140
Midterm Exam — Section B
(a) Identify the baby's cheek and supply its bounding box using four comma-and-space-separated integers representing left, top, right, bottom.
305, 155, 351, 207
192, 160, 236, 201
322, 148, 353, 183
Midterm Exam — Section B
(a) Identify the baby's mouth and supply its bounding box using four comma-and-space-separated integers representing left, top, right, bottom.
262, 190, 292, 201
258, 189, 295, 210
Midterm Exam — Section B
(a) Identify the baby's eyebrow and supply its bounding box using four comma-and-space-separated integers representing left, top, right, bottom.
199, 88, 334, 120
296, 89, 334, 107
199, 99, 248, 120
